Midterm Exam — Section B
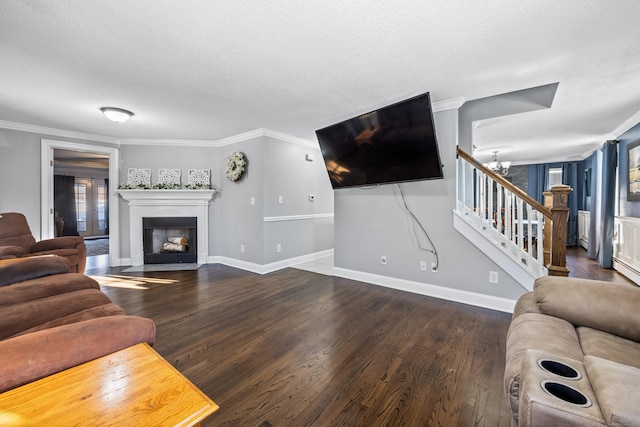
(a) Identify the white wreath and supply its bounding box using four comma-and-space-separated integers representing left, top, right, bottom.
225, 151, 246, 182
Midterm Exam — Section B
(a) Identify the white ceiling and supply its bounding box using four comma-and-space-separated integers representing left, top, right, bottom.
1, 1, 639, 165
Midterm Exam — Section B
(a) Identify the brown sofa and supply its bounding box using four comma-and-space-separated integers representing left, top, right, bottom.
0, 256, 156, 392
505, 275, 640, 426
0, 212, 87, 273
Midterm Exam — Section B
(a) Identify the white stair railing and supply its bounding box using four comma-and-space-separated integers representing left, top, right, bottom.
456, 148, 551, 278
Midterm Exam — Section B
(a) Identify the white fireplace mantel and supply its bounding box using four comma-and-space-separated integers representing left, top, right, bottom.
117, 189, 216, 266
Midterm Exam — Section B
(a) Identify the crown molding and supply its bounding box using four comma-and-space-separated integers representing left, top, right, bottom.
116, 129, 265, 147
118, 137, 217, 147
432, 97, 466, 112
118, 128, 319, 149
609, 109, 640, 139
261, 128, 319, 149
0, 120, 118, 144
213, 128, 266, 146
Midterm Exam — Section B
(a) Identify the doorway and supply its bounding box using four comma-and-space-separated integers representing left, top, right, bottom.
41, 139, 120, 266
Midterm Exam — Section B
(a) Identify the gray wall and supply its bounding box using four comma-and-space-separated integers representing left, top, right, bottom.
118, 144, 220, 259
216, 137, 265, 263
0, 128, 115, 238
0, 127, 333, 267
0, 129, 42, 229
507, 165, 528, 193
334, 107, 525, 300
262, 137, 334, 263
118, 134, 334, 265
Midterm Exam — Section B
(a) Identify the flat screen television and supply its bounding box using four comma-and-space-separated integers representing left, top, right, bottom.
315, 92, 444, 189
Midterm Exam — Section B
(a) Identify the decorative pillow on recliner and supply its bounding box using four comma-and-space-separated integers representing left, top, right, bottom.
534, 276, 640, 342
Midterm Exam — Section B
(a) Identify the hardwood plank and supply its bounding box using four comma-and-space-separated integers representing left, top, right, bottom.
567, 246, 636, 285
88, 263, 513, 426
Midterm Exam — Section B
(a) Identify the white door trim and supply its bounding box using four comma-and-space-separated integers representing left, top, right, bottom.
41, 139, 120, 266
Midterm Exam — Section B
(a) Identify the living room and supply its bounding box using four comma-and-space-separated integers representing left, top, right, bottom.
1, 2, 640, 425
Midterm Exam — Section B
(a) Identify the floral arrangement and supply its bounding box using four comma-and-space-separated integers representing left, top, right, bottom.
152, 182, 181, 189
118, 182, 211, 190
183, 183, 211, 190
117, 183, 151, 190
225, 151, 246, 182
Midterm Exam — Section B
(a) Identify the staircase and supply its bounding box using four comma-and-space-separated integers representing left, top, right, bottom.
454, 148, 571, 290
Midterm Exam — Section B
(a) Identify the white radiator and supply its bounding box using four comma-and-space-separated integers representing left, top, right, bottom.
613, 216, 640, 285
578, 210, 590, 250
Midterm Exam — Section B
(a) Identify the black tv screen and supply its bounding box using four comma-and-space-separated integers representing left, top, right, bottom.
315, 92, 444, 189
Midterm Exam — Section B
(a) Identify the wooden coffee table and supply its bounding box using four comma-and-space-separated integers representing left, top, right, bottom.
0, 343, 218, 426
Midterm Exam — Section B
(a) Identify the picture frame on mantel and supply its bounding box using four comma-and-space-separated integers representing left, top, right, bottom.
628, 140, 640, 202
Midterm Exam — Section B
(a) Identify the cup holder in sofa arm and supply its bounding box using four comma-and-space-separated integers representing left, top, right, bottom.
537, 359, 581, 379
541, 381, 591, 407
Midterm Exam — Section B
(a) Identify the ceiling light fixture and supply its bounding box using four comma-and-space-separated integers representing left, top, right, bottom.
484, 151, 511, 177
100, 107, 134, 123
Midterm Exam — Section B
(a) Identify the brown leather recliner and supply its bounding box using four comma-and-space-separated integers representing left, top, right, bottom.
0, 257, 156, 393
0, 212, 86, 273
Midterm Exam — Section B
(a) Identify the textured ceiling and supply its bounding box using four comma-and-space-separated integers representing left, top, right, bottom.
1, 0, 639, 164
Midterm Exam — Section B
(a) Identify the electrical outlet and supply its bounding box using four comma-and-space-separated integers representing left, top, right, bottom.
240, 244, 245, 253
431, 262, 438, 273
489, 271, 499, 284
276, 244, 281, 253
278, 195, 283, 204
420, 261, 427, 271
380, 255, 387, 265
250, 196, 255, 205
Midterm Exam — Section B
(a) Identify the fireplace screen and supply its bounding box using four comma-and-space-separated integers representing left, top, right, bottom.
142, 217, 197, 264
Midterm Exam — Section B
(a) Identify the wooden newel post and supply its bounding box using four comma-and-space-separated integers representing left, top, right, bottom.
546, 184, 572, 277
543, 191, 552, 266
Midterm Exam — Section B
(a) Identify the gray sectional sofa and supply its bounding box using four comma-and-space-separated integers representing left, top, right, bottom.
505, 275, 640, 426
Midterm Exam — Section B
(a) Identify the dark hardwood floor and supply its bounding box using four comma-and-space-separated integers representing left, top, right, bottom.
86, 258, 513, 426
567, 246, 636, 285
82, 246, 636, 426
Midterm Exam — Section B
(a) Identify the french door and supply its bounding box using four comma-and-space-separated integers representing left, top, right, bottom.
75, 178, 108, 237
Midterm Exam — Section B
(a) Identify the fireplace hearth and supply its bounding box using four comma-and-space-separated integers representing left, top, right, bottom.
143, 217, 197, 264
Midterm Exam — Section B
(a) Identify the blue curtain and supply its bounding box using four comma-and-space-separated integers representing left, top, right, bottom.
104, 178, 109, 235
529, 162, 579, 245
527, 164, 550, 204
562, 163, 579, 246
587, 141, 618, 268
54, 175, 79, 236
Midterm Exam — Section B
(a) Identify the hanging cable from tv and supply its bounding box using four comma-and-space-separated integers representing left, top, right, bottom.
396, 183, 439, 270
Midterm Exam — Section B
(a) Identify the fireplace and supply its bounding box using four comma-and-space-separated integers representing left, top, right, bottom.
143, 217, 197, 264
117, 189, 215, 266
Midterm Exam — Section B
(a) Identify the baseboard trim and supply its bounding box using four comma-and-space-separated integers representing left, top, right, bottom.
333, 267, 516, 313
613, 259, 640, 286
115, 251, 514, 312
209, 249, 334, 275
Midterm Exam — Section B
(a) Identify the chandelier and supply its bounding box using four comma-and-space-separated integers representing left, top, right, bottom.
484, 151, 511, 177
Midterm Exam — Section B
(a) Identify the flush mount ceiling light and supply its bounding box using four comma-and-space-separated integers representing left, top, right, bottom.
100, 107, 134, 123
484, 151, 511, 177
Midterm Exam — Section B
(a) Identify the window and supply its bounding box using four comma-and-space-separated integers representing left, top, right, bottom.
548, 167, 563, 188
97, 184, 107, 231
74, 183, 87, 232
